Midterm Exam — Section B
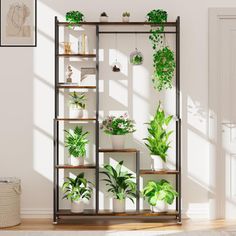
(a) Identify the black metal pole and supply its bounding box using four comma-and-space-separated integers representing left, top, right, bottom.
136, 151, 140, 212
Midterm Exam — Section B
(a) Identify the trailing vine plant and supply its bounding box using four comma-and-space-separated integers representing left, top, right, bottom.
146, 9, 176, 91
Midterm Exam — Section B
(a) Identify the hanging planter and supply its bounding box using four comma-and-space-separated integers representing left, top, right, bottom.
112, 61, 121, 72
130, 48, 143, 65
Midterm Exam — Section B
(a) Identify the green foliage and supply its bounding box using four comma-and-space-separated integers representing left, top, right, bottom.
62, 173, 93, 202
142, 179, 178, 206
144, 102, 173, 162
66, 11, 84, 27
122, 12, 130, 17
100, 114, 136, 135
69, 92, 86, 109
64, 126, 89, 158
131, 54, 143, 65
100, 161, 137, 202
152, 47, 176, 91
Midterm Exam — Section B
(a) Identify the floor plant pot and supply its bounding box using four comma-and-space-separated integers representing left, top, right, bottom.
111, 135, 125, 149
70, 108, 83, 118
71, 200, 84, 213
122, 16, 130, 22
70, 156, 85, 166
113, 199, 125, 213
151, 155, 166, 170
152, 200, 168, 213
100, 16, 108, 22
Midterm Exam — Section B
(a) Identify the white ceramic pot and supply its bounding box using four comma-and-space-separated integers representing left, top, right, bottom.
100, 16, 108, 22
70, 156, 85, 166
122, 16, 130, 22
111, 135, 125, 149
71, 199, 84, 213
151, 155, 166, 170
152, 200, 168, 213
70, 108, 83, 118
113, 198, 125, 213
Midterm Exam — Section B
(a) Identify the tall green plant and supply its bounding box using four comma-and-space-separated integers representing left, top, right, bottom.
69, 92, 86, 109
142, 179, 178, 206
100, 161, 137, 202
62, 173, 93, 202
144, 102, 173, 162
64, 126, 89, 158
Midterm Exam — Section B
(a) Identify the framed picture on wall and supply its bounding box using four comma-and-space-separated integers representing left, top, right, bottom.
0, 0, 37, 47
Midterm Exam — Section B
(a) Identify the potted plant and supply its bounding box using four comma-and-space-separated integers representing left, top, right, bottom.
100, 12, 108, 22
122, 12, 130, 22
100, 161, 136, 213
62, 173, 93, 213
144, 102, 173, 170
142, 179, 178, 212
100, 113, 136, 149
66, 11, 85, 28
69, 92, 86, 118
64, 126, 89, 166
130, 48, 143, 65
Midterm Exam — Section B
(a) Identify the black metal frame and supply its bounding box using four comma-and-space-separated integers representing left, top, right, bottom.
53, 16, 181, 223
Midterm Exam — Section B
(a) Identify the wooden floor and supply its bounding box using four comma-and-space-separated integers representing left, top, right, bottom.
2, 219, 236, 232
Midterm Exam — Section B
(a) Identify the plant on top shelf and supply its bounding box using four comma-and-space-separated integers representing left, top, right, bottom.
144, 102, 173, 170
122, 12, 130, 22
64, 126, 89, 166
100, 12, 108, 22
142, 179, 178, 213
69, 92, 86, 118
100, 113, 136, 149
66, 11, 85, 28
62, 173, 93, 213
100, 161, 136, 213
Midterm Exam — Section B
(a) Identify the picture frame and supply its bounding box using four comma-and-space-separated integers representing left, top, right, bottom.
0, 0, 37, 47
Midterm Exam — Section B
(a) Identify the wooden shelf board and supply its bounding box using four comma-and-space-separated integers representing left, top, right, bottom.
56, 209, 178, 216
140, 170, 179, 175
56, 164, 96, 169
57, 84, 96, 89
56, 118, 96, 121
99, 148, 138, 153
57, 53, 96, 58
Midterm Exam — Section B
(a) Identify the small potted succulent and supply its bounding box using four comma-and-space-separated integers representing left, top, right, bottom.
64, 126, 89, 166
100, 161, 136, 213
65, 11, 85, 28
100, 113, 136, 149
69, 92, 86, 118
144, 102, 173, 170
142, 179, 178, 212
100, 12, 108, 22
62, 173, 93, 213
122, 12, 130, 22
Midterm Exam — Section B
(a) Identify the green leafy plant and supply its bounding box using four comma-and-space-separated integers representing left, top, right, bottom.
142, 179, 178, 206
62, 173, 93, 202
100, 161, 137, 202
144, 102, 173, 162
64, 126, 89, 158
152, 46, 176, 91
100, 113, 136, 135
122, 12, 130, 17
69, 92, 86, 109
131, 54, 143, 65
66, 11, 84, 27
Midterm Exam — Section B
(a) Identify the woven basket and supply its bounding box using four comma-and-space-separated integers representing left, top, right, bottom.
0, 177, 21, 228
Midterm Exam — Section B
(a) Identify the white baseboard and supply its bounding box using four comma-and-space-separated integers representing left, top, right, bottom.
21, 208, 52, 218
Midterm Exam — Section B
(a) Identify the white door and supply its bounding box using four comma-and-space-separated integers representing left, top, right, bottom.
209, 9, 236, 219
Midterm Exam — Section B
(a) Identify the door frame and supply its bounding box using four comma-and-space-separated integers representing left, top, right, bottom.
209, 8, 236, 219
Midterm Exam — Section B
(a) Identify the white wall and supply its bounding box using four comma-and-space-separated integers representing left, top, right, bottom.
1, 0, 236, 219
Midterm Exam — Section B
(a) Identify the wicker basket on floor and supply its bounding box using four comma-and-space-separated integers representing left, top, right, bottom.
0, 177, 21, 228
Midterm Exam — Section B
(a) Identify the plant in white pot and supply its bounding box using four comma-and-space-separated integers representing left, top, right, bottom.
100, 161, 136, 213
122, 12, 130, 22
142, 179, 178, 213
144, 102, 173, 170
62, 173, 93, 213
64, 126, 89, 166
100, 113, 135, 149
69, 92, 86, 118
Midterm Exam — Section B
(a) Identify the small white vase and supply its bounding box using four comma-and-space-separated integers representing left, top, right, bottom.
71, 200, 84, 213
70, 156, 85, 166
100, 16, 108, 22
152, 200, 168, 213
111, 135, 125, 149
70, 108, 83, 118
113, 198, 125, 213
122, 16, 130, 22
151, 155, 166, 170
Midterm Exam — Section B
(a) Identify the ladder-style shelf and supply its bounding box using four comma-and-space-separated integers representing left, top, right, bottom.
53, 16, 181, 223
